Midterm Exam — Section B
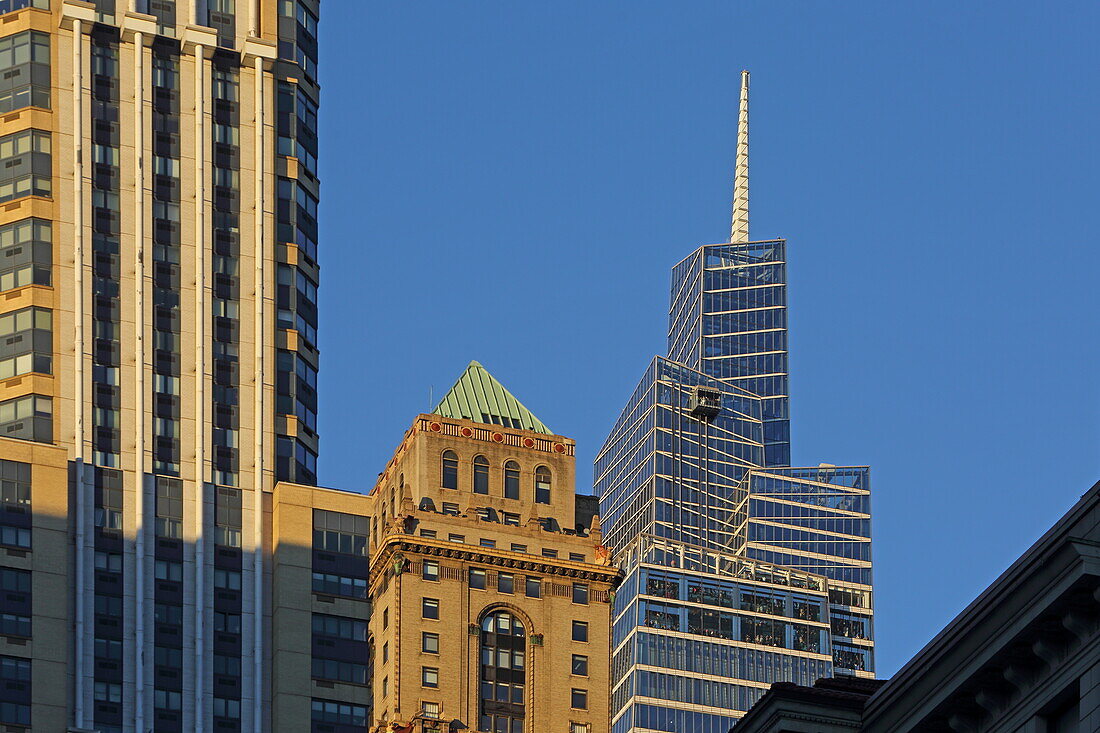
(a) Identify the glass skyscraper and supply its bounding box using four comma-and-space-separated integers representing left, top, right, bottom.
597, 71, 875, 733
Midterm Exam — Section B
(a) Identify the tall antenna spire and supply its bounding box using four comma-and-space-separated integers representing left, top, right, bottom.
730, 69, 750, 243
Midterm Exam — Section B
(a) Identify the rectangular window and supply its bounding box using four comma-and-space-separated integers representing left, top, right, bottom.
469, 568, 486, 590
311, 572, 367, 600
214, 612, 240, 634
420, 529, 437, 538
569, 552, 585, 562
382, 676, 388, 697
382, 608, 388, 629
542, 548, 558, 558
422, 666, 439, 688
570, 688, 587, 710
213, 697, 241, 720
154, 476, 182, 538
0, 218, 50, 294
311, 699, 368, 727
382, 642, 389, 663
423, 701, 441, 720
311, 614, 368, 642
570, 723, 591, 733
0, 31, 49, 114
0, 393, 50, 443
441, 502, 459, 516
572, 583, 589, 605
213, 486, 241, 548
510, 543, 527, 553
572, 620, 588, 643
502, 512, 520, 526
449, 534, 465, 543
0, 129, 49, 203
0, 459, 29, 508
0, 306, 52, 379
479, 538, 496, 548
422, 631, 439, 654
422, 597, 439, 620
311, 657, 368, 685
525, 577, 541, 598
497, 573, 514, 594
422, 560, 439, 582
313, 508, 368, 556
571, 654, 588, 676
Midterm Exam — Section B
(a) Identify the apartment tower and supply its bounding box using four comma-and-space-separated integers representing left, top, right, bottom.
0, 0, 321, 730
596, 72, 876, 733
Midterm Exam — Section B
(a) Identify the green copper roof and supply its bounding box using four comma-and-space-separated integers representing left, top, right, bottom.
432, 361, 552, 434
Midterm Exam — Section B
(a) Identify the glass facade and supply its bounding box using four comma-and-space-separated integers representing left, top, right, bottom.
599, 230, 875, 730
596, 357, 763, 555
668, 240, 790, 468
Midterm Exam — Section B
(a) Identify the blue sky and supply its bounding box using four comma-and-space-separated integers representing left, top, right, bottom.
316, 2, 1100, 677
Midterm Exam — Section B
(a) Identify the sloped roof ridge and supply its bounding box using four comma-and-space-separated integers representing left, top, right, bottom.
431, 361, 552, 434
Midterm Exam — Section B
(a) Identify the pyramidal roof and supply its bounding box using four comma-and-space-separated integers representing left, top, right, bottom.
431, 361, 552, 434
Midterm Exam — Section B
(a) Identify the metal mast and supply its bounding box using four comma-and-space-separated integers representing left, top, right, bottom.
730, 69, 750, 243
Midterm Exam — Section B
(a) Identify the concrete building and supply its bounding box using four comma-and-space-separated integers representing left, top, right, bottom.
596, 72, 875, 733
733, 480, 1100, 733
0, 0, 320, 730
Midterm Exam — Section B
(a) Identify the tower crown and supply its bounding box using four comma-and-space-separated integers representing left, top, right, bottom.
730, 69, 750, 243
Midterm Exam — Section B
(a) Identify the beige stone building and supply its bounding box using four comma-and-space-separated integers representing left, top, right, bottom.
0, 0, 321, 730
363, 362, 619, 733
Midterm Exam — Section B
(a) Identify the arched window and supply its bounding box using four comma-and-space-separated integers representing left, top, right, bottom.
503, 461, 520, 500
473, 455, 490, 495
534, 466, 551, 504
479, 610, 526, 733
441, 450, 458, 489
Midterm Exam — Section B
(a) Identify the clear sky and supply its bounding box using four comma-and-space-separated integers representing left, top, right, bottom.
315, 2, 1100, 677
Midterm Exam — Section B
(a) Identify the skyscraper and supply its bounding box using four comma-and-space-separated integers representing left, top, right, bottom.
597, 71, 875, 733
0, 0, 320, 730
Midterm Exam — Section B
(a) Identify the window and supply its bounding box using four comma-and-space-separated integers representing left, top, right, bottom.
212, 654, 240, 676
213, 697, 241, 720
382, 608, 389, 629
498, 573, 514, 594
313, 509, 368, 556
154, 560, 182, 582
422, 560, 439, 581
422, 701, 441, 720
503, 512, 520, 526
534, 465, 551, 504
571, 689, 587, 710
0, 218, 50, 295
382, 676, 388, 697
311, 699, 368, 727
0, 656, 29, 683
312, 614, 368, 642
503, 460, 520, 499
571, 654, 588, 676
422, 666, 439, 688
441, 450, 458, 489
569, 553, 585, 562
571, 724, 591, 733
480, 538, 496, 548
0, 459, 29, 507
420, 529, 437, 538
312, 657, 368, 685
442, 502, 459, 516
469, 568, 486, 590
311, 572, 367, 600
511, 543, 527, 553
214, 612, 241, 634
422, 597, 439, 619
154, 688, 181, 711
0, 129, 50, 203
473, 454, 489, 494
213, 568, 241, 590
572, 583, 589, 605
382, 642, 389, 663
154, 476, 182, 538
479, 610, 527, 733
449, 533, 465, 543
525, 577, 541, 598
422, 631, 439, 654
0, 32, 49, 114
572, 621, 588, 642
0, 393, 51, 442
542, 548, 558, 558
